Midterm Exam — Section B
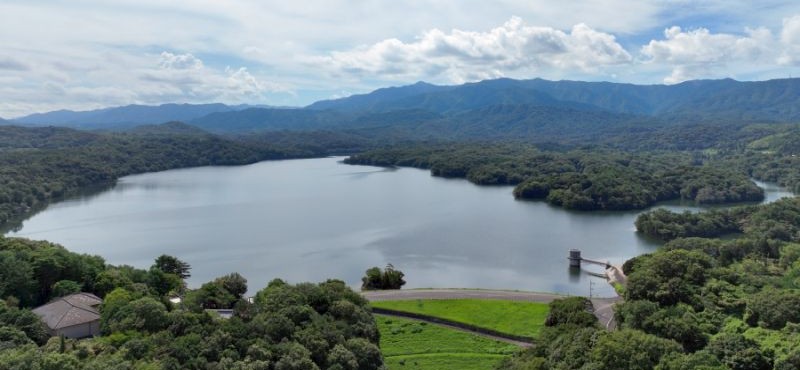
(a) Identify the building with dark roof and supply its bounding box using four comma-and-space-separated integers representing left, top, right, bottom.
32, 292, 102, 338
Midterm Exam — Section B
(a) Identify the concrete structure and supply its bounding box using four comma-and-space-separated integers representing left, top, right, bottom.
206, 309, 235, 319
568, 249, 582, 267
32, 292, 102, 338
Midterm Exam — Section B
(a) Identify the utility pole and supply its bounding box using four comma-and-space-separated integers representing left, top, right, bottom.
589, 280, 595, 298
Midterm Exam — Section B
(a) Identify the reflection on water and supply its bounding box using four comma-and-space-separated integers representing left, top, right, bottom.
6, 157, 794, 297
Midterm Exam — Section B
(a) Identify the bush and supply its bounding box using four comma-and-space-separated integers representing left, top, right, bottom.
360, 264, 405, 290
544, 297, 596, 328
744, 288, 800, 329
707, 333, 773, 370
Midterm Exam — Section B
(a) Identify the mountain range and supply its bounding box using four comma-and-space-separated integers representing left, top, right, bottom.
12, 103, 270, 130
308, 78, 800, 120
6, 78, 800, 138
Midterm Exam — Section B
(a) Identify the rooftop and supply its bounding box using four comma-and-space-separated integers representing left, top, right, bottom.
32, 292, 102, 330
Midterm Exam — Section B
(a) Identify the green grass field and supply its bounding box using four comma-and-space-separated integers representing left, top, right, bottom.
371, 298, 549, 337
378, 315, 518, 370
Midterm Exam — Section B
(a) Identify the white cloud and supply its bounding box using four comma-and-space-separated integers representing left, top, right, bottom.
318, 17, 631, 84
159, 52, 204, 70
2, 1, 800, 116
779, 15, 800, 65
142, 53, 289, 101
641, 26, 776, 83
0, 51, 288, 118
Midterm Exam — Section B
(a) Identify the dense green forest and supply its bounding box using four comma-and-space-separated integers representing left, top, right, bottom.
0, 124, 356, 229
636, 196, 800, 242
0, 236, 384, 369
2, 99, 800, 369
498, 197, 800, 370
345, 144, 765, 211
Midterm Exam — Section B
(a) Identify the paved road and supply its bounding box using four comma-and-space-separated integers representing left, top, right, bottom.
362, 289, 620, 330
591, 297, 620, 330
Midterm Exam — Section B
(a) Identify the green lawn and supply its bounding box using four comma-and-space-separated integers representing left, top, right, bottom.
384, 353, 509, 370
378, 315, 518, 370
371, 299, 549, 337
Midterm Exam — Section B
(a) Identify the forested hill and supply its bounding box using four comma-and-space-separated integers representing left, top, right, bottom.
187, 77, 800, 135
184, 103, 651, 141
11, 103, 264, 130
7, 78, 800, 135
344, 145, 767, 211
0, 124, 349, 229
0, 237, 383, 369
309, 77, 800, 121
0, 125, 103, 149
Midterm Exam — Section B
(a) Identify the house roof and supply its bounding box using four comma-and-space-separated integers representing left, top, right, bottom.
33, 293, 102, 330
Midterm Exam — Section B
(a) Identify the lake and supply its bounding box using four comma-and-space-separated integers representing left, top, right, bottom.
6, 157, 794, 297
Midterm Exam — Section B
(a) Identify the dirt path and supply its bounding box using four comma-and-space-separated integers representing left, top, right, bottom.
374, 310, 533, 347
362, 288, 620, 331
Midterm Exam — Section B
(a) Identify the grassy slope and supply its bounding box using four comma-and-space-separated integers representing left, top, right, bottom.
371, 299, 549, 337
378, 315, 518, 370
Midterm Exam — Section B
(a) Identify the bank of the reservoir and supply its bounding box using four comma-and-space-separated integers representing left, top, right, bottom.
6, 157, 793, 297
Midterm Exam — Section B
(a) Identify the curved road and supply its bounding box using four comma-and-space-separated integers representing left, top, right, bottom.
362, 289, 620, 335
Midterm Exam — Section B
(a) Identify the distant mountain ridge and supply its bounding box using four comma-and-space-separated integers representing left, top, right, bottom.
6, 77, 800, 136
308, 77, 800, 121
12, 103, 270, 129
128, 121, 212, 136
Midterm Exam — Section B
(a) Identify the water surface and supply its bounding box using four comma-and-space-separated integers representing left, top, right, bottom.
7, 157, 792, 297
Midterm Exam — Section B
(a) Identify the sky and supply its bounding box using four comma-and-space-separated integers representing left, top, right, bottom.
1, 0, 800, 117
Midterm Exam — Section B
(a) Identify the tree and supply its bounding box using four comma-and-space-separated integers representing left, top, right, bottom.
327, 344, 358, 370
617, 301, 708, 352
184, 273, 248, 310
274, 342, 320, 370
51, 280, 82, 298
625, 249, 713, 306
152, 255, 191, 280
216, 272, 248, 301
744, 288, 800, 329
707, 333, 773, 370
360, 268, 382, 291
146, 267, 183, 297
344, 338, 384, 370
360, 265, 405, 290
545, 297, 597, 328
655, 351, 726, 370
591, 329, 682, 370
381, 264, 405, 290
0, 251, 35, 306
99, 288, 133, 334
105, 296, 168, 333
0, 326, 34, 350
775, 349, 800, 370
0, 301, 49, 345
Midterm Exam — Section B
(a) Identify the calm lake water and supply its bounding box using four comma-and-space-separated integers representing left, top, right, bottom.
6, 157, 794, 297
